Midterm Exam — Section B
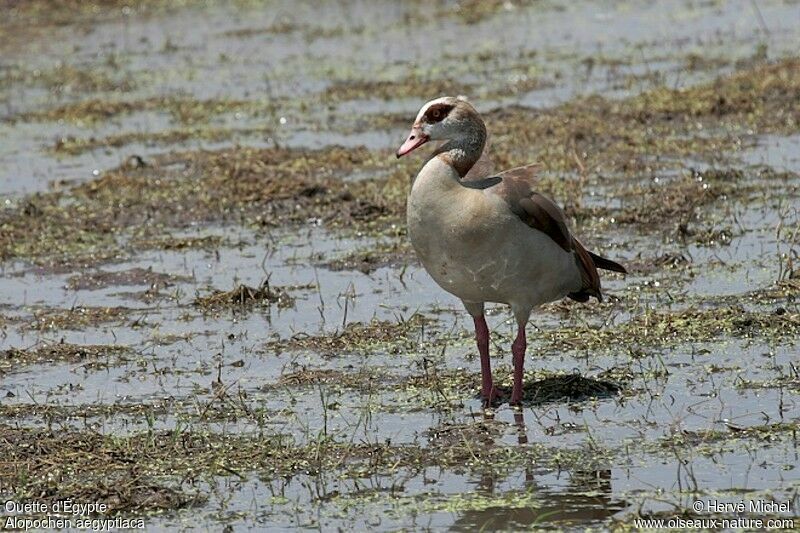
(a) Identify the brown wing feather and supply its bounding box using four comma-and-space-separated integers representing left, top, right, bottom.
588, 251, 627, 273
518, 193, 572, 252
570, 238, 602, 302
488, 165, 606, 301
491, 166, 571, 253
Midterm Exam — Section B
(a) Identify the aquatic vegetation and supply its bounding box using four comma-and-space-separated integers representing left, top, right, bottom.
322, 77, 474, 103
21, 306, 131, 331
265, 314, 432, 355
194, 281, 295, 311
542, 305, 800, 355
1, 343, 133, 372
18, 96, 270, 125
66, 267, 190, 290
1, 1, 799, 529
0, 63, 136, 94
322, 240, 413, 273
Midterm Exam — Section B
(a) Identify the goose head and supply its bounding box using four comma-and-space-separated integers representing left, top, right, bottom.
396, 96, 483, 158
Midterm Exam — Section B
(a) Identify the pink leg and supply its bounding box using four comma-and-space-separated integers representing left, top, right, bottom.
472, 315, 495, 403
511, 325, 527, 405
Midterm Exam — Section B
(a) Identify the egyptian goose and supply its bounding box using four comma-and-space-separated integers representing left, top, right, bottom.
397, 96, 626, 406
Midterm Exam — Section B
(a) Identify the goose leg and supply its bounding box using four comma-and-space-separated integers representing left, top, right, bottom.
511, 325, 527, 405
472, 315, 495, 403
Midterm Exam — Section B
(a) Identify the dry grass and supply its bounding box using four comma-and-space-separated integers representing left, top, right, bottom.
265, 314, 431, 355
1, 343, 133, 372
21, 306, 130, 331
543, 305, 800, 355
2, 59, 798, 268
194, 282, 294, 311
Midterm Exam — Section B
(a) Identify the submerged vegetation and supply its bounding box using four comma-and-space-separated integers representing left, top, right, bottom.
1, 0, 799, 530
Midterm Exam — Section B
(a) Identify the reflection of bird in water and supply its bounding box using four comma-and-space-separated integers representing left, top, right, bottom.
398, 96, 626, 406
449, 410, 626, 531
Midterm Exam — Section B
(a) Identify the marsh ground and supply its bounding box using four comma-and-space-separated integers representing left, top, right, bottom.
0, 0, 799, 530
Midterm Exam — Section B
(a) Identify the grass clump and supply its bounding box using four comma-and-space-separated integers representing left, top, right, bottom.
4, 59, 799, 270
265, 314, 431, 355
66, 267, 189, 291
0, 144, 393, 266
322, 241, 413, 274
130, 234, 225, 251
53, 125, 272, 155
194, 281, 294, 312
21, 306, 130, 331
322, 76, 473, 103
0, 62, 135, 94
0, 425, 207, 514
1, 343, 133, 372
0, 422, 613, 515
273, 368, 379, 389
19, 95, 264, 125
662, 422, 800, 454
481, 58, 800, 177
626, 59, 800, 121
543, 305, 800, 355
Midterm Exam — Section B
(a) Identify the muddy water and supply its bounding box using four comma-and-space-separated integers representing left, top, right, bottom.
1, 1, 800, 531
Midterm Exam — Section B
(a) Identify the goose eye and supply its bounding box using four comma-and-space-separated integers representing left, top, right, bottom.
432, 109, 441, 119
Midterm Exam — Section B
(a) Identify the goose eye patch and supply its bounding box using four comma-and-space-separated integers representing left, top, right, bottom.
424, 104, 453, 123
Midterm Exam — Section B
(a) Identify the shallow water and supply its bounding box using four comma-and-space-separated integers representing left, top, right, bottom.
1, 0, 799, 530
